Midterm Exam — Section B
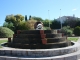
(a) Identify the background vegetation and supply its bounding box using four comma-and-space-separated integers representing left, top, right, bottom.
1, 14, 80, 37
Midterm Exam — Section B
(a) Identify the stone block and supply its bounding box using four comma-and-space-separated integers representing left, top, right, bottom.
6, 57, 18, 60
16, 51, 22, 56
77, 53, 80, 59
5, 50, 11, 56
11, 50, 17, 56
18, 58, 35, 60
64, 55, 78, 60
60, 49, 68, 55
21, 51, 28, 57
68, 47, 77, 53
0, 50, 5, 55
51, 50, 60, 56
51, 58, 64, 60
0, 56, 6, 60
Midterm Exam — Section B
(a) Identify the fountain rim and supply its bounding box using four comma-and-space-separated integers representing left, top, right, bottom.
0, 41, 80, 51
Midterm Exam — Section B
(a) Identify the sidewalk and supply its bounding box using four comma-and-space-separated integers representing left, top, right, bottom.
0, 38, 8, 40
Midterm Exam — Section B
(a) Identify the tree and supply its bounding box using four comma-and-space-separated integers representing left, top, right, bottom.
3, 22, 14, 31
17, 21, 31, 30
0, 27, 14, 38
32, 16, 43, 21
5, 14, 24, 33
50, 19, 61, 29
29, 15, 31, 20
27, 19, 37, 30
42, 19, 52, 27
63, 18, 80, 28
73, 26, 80, 36
25, 15, 27, 21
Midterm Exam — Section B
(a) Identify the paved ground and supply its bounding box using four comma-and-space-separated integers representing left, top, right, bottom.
0, 38, 8, 40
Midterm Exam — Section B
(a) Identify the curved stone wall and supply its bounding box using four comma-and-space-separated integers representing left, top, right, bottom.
1, 42, 80, 57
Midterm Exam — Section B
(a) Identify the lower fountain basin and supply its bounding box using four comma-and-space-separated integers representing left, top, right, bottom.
0, 42, 80, 58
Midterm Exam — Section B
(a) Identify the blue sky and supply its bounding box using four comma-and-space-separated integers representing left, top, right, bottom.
0, 0, 80, 26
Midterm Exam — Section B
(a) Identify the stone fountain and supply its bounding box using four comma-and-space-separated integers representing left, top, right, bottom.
0, 22, 80, 60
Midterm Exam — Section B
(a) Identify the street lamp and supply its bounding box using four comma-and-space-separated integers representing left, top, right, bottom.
48, 10, 50, 28
60, 9, 62, 29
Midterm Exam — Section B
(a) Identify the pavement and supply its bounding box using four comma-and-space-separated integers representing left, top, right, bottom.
0, 38, 8, 40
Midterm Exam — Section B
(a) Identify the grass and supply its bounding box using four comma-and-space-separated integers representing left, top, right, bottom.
0, 40, 7, 48
0, 40, 7, 44
67, 37, 79, 42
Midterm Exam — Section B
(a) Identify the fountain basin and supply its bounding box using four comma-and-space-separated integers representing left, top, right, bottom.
0, 42, 80, 58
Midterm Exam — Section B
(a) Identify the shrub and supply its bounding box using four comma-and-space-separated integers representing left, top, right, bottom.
43, 27, 51, 30
61, 26, 73, 36
17, 21, 31, 30
27, 19, 37, 30
73, 26, 80, 36
0, 27, 14, 38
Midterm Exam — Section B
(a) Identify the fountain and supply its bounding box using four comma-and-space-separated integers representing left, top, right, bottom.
0, 22, 80, 60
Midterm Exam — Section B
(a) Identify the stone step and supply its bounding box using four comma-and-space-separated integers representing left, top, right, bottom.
8, 40, 70, 49
17, 30, 52, 34
14, 33, 62, 38
12, 37, 66, 44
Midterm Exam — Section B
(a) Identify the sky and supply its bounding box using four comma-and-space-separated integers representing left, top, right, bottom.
0, 0, 80, 26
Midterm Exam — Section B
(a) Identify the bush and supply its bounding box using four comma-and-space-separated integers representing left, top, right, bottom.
27, 19, 37, 30
43, 27, 51, 30
73, 26, 80, 36
0, 27, 14, 38
61, 26, 73, 36
17, 21, 31, 30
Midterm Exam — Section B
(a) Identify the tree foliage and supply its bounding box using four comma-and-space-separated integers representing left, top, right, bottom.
29, 15, 31, 20
42, 19, 51, 27
32, 16, 43, 21
0, 27, 14, 38
63, 18, 80, 28
25, 15, 27, 21
17, 21, 31, 30
27, 19, 37, 30
73, 26, 80, 36
61, 26, 73, 36
50, 20, 61, 29
3, 22, 14, 31
5, 14, 24, 25
5, 14, 24, 33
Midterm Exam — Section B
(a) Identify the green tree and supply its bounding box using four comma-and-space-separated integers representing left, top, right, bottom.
29, 15, 31, 20
17, 21, 31, 30
5, 14, 24, 33
50, 19, 61, 29
61, 26, 73, 36
3, 22, 14, 31
0, 27, 14, 38
73, 26, 80, 36
25, 15, 27, 21
63, 18, 80, 28
42, 19, 52, 27
32, 16, 43, 21
27, 19, 37, 30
